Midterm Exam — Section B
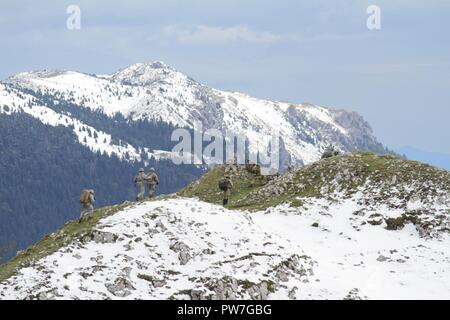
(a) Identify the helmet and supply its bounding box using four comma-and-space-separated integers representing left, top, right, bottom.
149, 167, 155, 172
139, 168, 144, 172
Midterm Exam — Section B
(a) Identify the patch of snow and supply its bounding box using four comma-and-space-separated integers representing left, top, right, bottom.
1, 197, 448, 300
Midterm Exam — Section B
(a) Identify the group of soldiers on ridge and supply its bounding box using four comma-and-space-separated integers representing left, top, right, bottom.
133, 167, 160, 201
79, 145, 341, 220
217, 146, 340, 206
78, 167, 159, 222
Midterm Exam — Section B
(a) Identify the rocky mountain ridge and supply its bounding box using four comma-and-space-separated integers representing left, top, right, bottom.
1, 153, 448, 300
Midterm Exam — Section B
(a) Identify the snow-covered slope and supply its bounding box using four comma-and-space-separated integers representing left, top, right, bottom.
0, 197, 448, 300
0, 153, 448, 300
0, 62, 388, 165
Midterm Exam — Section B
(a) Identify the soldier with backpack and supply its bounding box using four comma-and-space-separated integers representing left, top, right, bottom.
245, 160, 261, 176
79, 189, 95, 222
134, 168, 146, 201
218, 175, 233, 206
145, 168, 159, 198
321, 145, 340, 159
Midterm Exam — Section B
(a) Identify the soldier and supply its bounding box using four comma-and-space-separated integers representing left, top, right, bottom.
145, 168, 159, 198
134, 168, 146, 201
245, 160, 261, 176
218, 175, 233, 206
245, 159, 252, 172
79, 189, 95, 222
224, 156, 238, 175
321, 145, 340, 159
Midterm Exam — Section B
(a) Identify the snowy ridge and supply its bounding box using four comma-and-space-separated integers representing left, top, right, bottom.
0, 197, 448, 300
0, 83, 184, 162
1, 62, 388, 165
0, 84, 143, 161
5, 70, 146, 117
1, 155, 448, 300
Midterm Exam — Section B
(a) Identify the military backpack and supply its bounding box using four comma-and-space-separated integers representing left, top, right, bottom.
218, 178, 231, 191
80, 189, 91, 205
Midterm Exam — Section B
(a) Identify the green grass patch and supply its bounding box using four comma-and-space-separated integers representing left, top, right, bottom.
179, 152, 449, 212
178, 165, 271, 208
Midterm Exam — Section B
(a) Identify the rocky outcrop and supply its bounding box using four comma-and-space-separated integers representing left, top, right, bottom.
169, 241, 192, 265
105, 277, 135, 297
83, 231, 118, 244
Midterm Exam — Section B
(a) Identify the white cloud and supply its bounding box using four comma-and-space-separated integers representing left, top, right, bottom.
148, 24, 374, 46
155, 25, 292, 45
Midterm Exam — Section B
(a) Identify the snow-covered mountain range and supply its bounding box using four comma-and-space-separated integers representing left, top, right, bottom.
0, 63, 446, 300
0, 61, 388, 165
0, 61, 389, 267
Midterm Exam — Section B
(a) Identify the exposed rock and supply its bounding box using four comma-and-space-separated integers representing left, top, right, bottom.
137, 274, 167, 288
155, 220, 167, 232
344, 288, 365, 300
84, 231, 118, 244
190, 289, 205, 300
273, 254, 312, 282
207, 277, 238, 300
288, 287, 298, 300
121, 267, 132, 278
170, 241, 192, 265
25, 289, 58, 300
376, 255, 389, 262
367, 214, 383, 226
247, 281, 270, 300
202, 248, 215, 255
105, 277, 135, 297
178, 251, 192, 265
72, 253, 82, 260
385, 217, 406, 230
276, 270, 289, 282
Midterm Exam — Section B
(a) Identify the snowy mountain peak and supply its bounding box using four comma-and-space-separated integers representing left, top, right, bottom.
110, 61, 192, 87
6, 69, 74, 83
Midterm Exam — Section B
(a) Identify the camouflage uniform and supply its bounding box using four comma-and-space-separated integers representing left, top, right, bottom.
225, 164, 238, 175
321, 146, 340, 159
221, 176, 233, 206
145, 168, 159, 198
223, 188, 231, 201
80, 190, 95, 220
134, 168, 146, 201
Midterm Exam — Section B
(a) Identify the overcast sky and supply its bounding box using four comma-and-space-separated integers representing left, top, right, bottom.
1, 0, 449, 153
